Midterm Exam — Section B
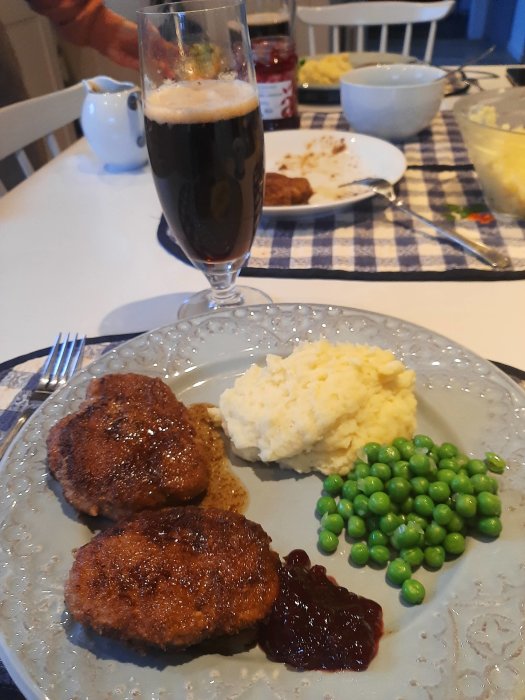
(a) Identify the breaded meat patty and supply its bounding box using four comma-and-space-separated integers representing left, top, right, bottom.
64, 506, 280, 649
47, 373, 212, 519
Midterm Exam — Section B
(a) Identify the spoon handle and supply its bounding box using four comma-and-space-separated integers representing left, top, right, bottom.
390, 197, 510, 270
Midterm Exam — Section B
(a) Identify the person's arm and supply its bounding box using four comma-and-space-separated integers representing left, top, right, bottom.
26, 0, 139, 70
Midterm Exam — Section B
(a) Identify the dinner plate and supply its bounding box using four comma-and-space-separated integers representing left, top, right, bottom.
1, 304, 525, 700
263, 129, 406, 217
298, 51, 414, 104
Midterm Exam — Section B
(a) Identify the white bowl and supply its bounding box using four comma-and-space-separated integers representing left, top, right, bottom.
340, 63, 445, 141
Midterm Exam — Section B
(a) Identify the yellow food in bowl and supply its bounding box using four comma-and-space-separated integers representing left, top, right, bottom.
211, 340, 416, 476
298, 53, 353, 87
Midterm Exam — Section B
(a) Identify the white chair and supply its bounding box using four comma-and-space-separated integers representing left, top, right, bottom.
0, 82, 84, 196
296, 1, 455, 61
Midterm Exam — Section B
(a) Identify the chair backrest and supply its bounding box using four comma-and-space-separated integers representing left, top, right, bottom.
0, 82, 84, 196
296, 1, 455, 61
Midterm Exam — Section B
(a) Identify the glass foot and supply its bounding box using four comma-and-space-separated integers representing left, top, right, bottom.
177, 285, 272, 320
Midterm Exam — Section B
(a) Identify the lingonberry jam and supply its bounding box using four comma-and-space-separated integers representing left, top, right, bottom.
258, 549, 383, 670
252, 36, 299, 131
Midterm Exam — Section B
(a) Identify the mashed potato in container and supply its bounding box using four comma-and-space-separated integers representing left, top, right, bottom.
212, 340, 416, 476
298, 53, 353, 87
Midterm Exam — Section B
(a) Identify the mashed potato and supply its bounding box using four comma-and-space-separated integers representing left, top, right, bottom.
212, 340, 416, 476
298, 53, 352, 87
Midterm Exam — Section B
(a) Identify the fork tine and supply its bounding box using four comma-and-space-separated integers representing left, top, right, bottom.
40, 333, 63, 379
66, 334, 86, 380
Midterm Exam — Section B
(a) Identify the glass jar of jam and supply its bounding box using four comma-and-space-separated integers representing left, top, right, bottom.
251, 36, 299, 131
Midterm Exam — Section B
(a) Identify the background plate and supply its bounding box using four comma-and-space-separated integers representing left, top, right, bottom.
1, 304, 525, 699
263, 129, 406, 217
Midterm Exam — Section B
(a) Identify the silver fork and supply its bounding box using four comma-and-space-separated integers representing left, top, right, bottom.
345, 177, 511, 270
0, 333, 86, 461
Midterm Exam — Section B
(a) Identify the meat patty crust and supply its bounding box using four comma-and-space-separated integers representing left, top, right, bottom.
64, 506, 280, 649
47, 373, 213, 519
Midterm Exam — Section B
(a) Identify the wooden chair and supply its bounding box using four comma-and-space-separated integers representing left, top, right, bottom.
295, 0, 455, 61
0, 82, 84, 196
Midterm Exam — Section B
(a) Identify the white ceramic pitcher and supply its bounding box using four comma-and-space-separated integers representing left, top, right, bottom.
81, 76, 148, 171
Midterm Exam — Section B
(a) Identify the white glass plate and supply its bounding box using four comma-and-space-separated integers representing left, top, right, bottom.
1, 304, 525, 700
263, 129, 406, 217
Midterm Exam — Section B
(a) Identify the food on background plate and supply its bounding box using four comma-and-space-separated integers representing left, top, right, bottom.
264, 171, 313, 205
211, 340, 416, 476
298, 53, 353, 87
316, 434, 506, 605
65, 506, 280, 649
47, 373, 222, 519
268, 134, 366, 205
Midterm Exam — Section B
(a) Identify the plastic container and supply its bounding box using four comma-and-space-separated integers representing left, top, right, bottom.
454, 87, 525, 219
252, 36, 299, 131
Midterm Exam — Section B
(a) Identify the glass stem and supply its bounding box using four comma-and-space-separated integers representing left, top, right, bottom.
205, 266, 244, 307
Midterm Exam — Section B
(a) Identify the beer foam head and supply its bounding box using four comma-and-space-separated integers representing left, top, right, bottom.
145, 79, 259, 124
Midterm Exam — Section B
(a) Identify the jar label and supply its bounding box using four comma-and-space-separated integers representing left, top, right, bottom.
258, 80, 295, 120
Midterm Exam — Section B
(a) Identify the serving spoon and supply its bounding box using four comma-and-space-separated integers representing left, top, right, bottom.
343, 177, 510, 270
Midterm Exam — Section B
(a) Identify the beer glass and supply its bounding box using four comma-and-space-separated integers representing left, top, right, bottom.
138, 0, 271, 319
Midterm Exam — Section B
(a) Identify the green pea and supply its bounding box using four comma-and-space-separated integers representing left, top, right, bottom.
401, 578, 426, 605
350, 542, 369, 566
414, 495, 434, 518
485, 452, 506, 474
318, 529, 339, 553
439, 457, 460, 472
347, 515, 366, 539
368, 529, 388, 547
470, 473, 494, 495
399, 441, 417, 460
443, 532, 466, 555
342, 479, 359, 501
363, 442, 381, 464
406, 512, 428, 530
433, 503, 453, 526
316, 496, 337, 516
477, 516, 502, 537
467, 459, 487, 476
336, 498, 353, 520
392, 522, 422, 549
437, 442, 458, 459
409, 453, 431, 476
411, 477, 429, 495
353, 494, 369, 517
353, 462, 371, 480
377, 445, 400, 465
428, 481, 451, 503
370, 462, 392, 482
425, 522, 446, 545
455, 454, 470, 469
387, 477, 411, 503
369, 545, 390, 567
400, 547, 424, 568
477, 491, 501, 516
387, 557, 412, 586
323, 474, 344, 496
368, 491, 391, 515
392, 437, 409, 450
399, 496, 414, 514
454, 493, 477, 519
450, 474, 474, 494
446, 511, 465, 533
436, 468, 456, 485
486, 476, 499, 494
414, 434, 434, 451
359, 476, 384, 496
321, 512, 344, 535
424, 545, 445, 569
392, 460, 411, 480
379, 512, 401, 534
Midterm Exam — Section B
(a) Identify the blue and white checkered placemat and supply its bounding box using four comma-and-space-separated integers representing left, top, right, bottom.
158, 110, 525, 279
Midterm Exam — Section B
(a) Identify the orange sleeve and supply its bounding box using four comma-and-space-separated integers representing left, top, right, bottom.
26, 0, 129, 54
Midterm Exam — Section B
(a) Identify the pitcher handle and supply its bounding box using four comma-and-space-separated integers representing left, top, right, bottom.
127, 89, 146, 149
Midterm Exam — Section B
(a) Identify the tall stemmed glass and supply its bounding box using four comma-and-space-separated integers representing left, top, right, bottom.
138, 0, 271, 319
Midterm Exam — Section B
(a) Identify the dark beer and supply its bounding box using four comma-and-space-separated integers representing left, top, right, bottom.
144, 80, 264, 264
247, 11, 290, 39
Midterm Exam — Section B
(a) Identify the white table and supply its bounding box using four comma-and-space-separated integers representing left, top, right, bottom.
1, 66, 523, 370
